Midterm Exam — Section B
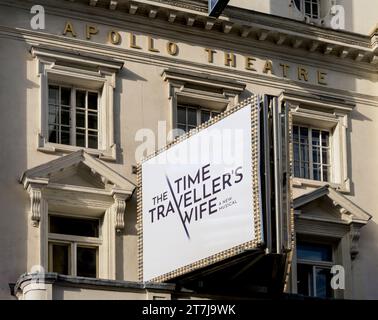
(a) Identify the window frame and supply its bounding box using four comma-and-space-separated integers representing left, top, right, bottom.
47, 213, 102, 278
48, 83, 100, 150
296, 241, 335, 298
283, 93, 353, 193
293, 124, 331, 182
176, 104, 221, 134
32, 46, 123, 161
294, 0, 321, 19
162, 69, 246, 141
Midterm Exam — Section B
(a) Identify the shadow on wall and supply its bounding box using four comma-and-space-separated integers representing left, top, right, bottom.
0, 38, 30, 299
114, 69, 147, 165
351, 220, 378, 299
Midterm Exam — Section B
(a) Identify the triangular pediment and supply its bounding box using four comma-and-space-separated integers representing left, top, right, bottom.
21, 150, 136, 194
48, 162, 107, 189
294, 185, 371, 225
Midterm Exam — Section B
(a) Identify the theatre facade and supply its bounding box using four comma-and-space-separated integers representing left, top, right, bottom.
0, 0, 377, 300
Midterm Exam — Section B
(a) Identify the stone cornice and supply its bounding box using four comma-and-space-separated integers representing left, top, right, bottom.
31, 46, 124, 71
44, 0, 377, 65
1, 0, 377, 70
13, 272, 177, 296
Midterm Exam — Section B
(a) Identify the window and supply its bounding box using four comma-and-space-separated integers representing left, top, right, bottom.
48, 85, 99, 149
162, 69, 245, 141
32, 46, 123, 161
296, 242, 333, 298
293, 125, 331, 182
177, 104, 220, 134
48, 215, 101, 278
294, 0, 320, 19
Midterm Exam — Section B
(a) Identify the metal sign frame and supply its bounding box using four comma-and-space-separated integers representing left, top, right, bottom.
137, 96, 264, 283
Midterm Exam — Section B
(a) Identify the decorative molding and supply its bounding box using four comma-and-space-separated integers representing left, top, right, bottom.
22, 178, 49, 227
162, 68, 246, 96
293, 185, 371, 223
30, 45, 124, 161
21, 150, 135, 233
61, 0, 377, 64
27, 184, 43, 227
279, 90, 355, 112
350, 224, 362, 260
31, 46, 124, 71
4, 0, 376, 69
113, 193, 128, 233
294, 185, 371, 260
21, 150, 136, 193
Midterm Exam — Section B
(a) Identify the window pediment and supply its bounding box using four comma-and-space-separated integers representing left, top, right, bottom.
20, 150, 135, 231
294, 185, 371, 260
31, 46, 124, 73
21, 150, 135, 193
293, 185, 371, 225
162, 68, 246, 109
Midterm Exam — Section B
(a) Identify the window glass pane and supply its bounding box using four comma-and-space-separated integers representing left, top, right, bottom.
48, 105, 59, 125
61, 107, 71, 126
305, 1, 311, 15
313, 164, 321, 181
322, 131, 329, 147
300, 127, 308, 144
294, 0, 301, 11
313, 147, 320, 163
294, 161, 300, 177
322, 150, 329, 165
49, 216, 99, 237
61, 87, 71, 106
48, 125, 58, 143
61, 129, 71, 145
88, 112, 98, 130
323, 166, 329, 182
48, 86, 59, 105
177, 124, 187, 133
312, 2, 319, 17
293, 125, 299, 142
77, 247, 97, 278
76, 129, 85, 147
88, 134, 98, 149
187, 108, 197, 126
297, 264, 313, 296
201, 110, 210, 124
51, 243, 69, 275
297, 242, 333, 262
88, 92, 98, 110
312, 129, 320, 146
76, 90, 86, 108
315, 267, 332, 298
301, 144, 309, 162
301, 162, 310, 179
177, 107, 186, 124
294, 143, 300, 161
76, 111, 85, 128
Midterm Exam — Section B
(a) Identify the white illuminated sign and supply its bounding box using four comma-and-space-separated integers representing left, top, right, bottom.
139, 102, 262, 282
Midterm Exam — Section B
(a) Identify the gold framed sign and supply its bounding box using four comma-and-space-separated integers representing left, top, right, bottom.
137, 96, 263, 282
